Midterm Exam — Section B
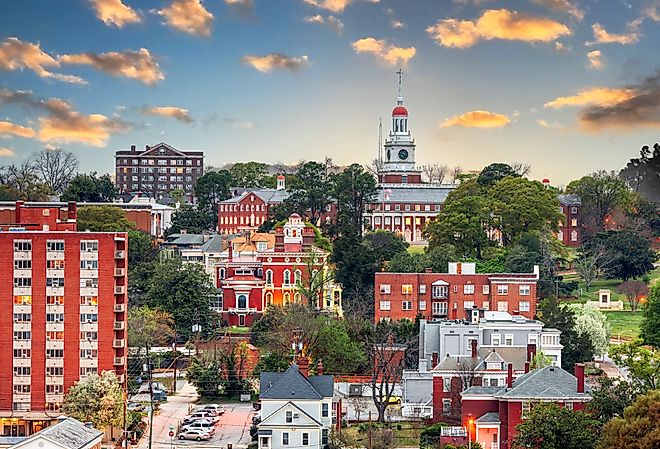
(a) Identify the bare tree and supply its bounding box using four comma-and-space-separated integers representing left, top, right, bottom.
456, 357, 479, 390
574, 247, 611, 292
420, 163, 449, 184
617, 280, 649, 313
347, 395, 366, 423
510, 162, 532, 177
32, 148, 78, 194
366, 158, 383, 178
295, 251, 337, 310
3, 161, 39, 193
450, 166, 463, 184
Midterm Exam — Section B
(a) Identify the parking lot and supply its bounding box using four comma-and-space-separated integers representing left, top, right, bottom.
173, 403, 255, 448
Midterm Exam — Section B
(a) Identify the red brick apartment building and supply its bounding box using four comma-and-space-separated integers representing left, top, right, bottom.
374, 263, 539, 322
0, 202, 127, 436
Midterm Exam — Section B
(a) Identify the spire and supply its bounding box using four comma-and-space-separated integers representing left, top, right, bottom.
378, 118, 383, 166
396, 68, 404, 105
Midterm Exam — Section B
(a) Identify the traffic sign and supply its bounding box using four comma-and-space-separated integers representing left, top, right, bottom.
169, 431, 174, 437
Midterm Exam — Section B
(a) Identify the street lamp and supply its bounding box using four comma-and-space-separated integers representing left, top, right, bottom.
467, 414, 474, 449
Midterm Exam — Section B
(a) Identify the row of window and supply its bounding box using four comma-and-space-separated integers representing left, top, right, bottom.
372, 216, 426, 226
220, 203, 267, 212
122, 166, 197, 174
119, 158, 200, 166
122, 183, 192, 191
276, 430, 329, 447
378, 300, 531, 313
12, 384, 64, 394
13, 241, 99, 252
13, 295, 99, 305
375, 203, 441, 212
219, 214, 266, 226
379, 283, 531, 297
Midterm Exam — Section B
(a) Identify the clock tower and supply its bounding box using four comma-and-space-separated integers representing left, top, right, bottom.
379, 69, 423, 185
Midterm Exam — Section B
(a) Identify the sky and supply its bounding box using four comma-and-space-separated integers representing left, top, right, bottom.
0, 0, 659, 185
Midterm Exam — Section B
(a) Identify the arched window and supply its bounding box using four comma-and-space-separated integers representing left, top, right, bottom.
237, 294, 247, 309
265, 292, 273, 306
294, 269, 302, 285
283, 270, 291, 286
256, 268, 263, 278
283, 293, 291, 306
219, 268, 226, 280
265, 269, 273, 285
294, 293, 302, 304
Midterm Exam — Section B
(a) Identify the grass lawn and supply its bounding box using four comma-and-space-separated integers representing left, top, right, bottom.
227, 326, 251, 334
602, 310, 644, 340
407, 245, 425, 254
343, 422, 423, 448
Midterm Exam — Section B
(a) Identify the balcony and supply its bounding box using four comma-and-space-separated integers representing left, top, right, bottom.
113, 321, 125, 331
113, 339, 125, 348
114, 303, 126, 313
228, 307, 258, 314
114, 251, 125, 259
113, 356, 125, 366
114, 286, 126, 295
114, 268, 126, 277
490, 444, 499, 449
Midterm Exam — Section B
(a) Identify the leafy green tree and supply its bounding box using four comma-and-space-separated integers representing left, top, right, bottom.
195, 170, 232, 225
388, 244, 457, 273
63, 371, 123, 429
316, 322, 367, 374
253, 351, 291, 375
586, 377, 642, 423
364, 230, 409, 270
187, 356, 223, 398
513, 402, 600, 449
331, 163, 378, 237
128, 306, 175, 355
169, 187, 186, 205
0, 184, 22, 200
617, 280, 649, 312
590, 230, 656, 281
609, 339, 660, 390
332, 234, 378, 296
477, 162, 520, 187
566, 170, 631, 235
489, 177, 563, 245
285, 161, 332, 224
61, 172, 116, 202
619, 142, 660, 203
598, 390, 660, 449
166, 206, 215, 235
250, 306, 287, 348
425, 195, 491, 258
77, 205, 134, 232
569, 304, 611, 355
128, 229, 155, 266
641, 284, 660, 348
229, 161, 270, 188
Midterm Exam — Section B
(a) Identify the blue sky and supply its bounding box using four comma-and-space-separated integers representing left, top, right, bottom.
0, 0, 659, 184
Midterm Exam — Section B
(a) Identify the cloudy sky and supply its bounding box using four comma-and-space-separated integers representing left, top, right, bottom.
0, 0, 659, 184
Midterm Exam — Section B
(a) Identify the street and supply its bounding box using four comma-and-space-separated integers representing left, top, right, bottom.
136, 381, 255, 449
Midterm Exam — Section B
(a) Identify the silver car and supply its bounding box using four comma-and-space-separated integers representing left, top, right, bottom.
177, 428, 212, 441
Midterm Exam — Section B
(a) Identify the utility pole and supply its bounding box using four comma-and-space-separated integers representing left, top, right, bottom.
146, 346, 154, 449
172, 329, 178, 394
368, 411, 372, 449
122, 369, 128, 448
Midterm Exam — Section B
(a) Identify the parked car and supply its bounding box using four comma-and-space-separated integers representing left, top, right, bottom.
201, 404, 226, 415
252, 412, 261, 425
183, 412, 219, 424
127, 402, 145, 412
177, 429, 212, 441
182, 419, 216, 433
387, 396, 402, 405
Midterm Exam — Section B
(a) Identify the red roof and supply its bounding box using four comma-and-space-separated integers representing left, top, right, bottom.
542, 178, 550, 183
392, 106, 408, 116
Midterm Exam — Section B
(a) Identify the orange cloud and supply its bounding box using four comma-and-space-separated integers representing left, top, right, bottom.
586, 23, 639, 45
241, 54, 310, 73
159, 0, 214, 36
0, 120, 37, 138
531, 0, 584, 21
427, 9, 571, 48
304, 14, 344, 35
440, 110, 511, 128
142, 106, 193, 123
59, 48, 164, 85
587, 50, 604, 70
0, 37, 85, 84
544, 87, 634, 109
352, 37, 416, 66
0, 147, 15, 157
302, 0, 379, 13
224, 0, 254, 17
89, 0, 141, 27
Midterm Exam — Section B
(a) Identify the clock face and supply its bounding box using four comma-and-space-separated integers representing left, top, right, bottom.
398, 149, 409, 160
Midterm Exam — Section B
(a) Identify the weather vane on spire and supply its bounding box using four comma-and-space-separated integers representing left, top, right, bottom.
396, 68, 403, 98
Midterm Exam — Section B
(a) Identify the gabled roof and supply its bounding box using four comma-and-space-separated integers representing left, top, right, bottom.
475, 412, 501, 424
12, 418, 103, 449
200, 235, 227, 252
260, 364, 334, 400
259, 401, 323, 428
498, 365, 591, 399
376, 185, 455, 204
557, 194, 581, 206
222, 189, 290, 205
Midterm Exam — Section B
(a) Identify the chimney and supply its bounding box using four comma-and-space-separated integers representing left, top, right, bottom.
296, 355, 309, 377
524, 361, 530, 374
575, 363, 585, 393
425, 268, 432, 273
507, 362, 513, 388
526, 343, 537, 362
130, 144, 136, 152
15, 201, 24, 224
470, 339, 478, 358
67, 201, 77, 221
145, 145, 150, 151
316, 360, 324, 375
432, 352, 438, 368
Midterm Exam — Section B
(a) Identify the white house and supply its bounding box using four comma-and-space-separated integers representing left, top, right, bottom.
258, 362, 334, 449
9, 418, 103, 449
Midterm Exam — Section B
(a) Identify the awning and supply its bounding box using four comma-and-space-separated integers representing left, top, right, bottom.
258, 430, 273, 436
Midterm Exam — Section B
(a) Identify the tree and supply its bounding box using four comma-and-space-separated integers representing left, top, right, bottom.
566, 171, 631, 235
574, 247, 610, 292
489, 177, 563, 246
591, 231, 656, 281
388, 244, 457, 273
425, 195, 491, 258
610, 339, 660, 390
0, 184, 22, 200
187, 355, 223, 398
295, 251, 336, 309
286, 161, 332, 224
617, 280, 650, 313
195, 170, 232, 225
363, 230, 409, 270
619, 142, 660, 202
229, 161, 270, 188
477, 162, 520, 187
0, 161, 52, 200
61, 172, 117, 202
586, 377, 642, 423
420, 163, 449, 183
166, 206, 215, 235
316, 322, 367, 374
77, 206, 134, 232
331, 163, 378, 237
31, 148, 78, 194
598, 390, 660, 449
641, 284, 660, 348
569, 304, 611, 355
253, 351, 291, 375
331, 234, 378, 298
513, 402, 600, 449
63, 371, 124, 429
128, 229, 155, 266
128, 306, 175, 356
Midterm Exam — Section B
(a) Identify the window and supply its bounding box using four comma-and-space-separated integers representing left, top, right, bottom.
46, 260, 65, 269
80, 349, 98, 358
518, 285, 531, 296
46, 385, 63, 396
491, 334, 501, 346
13, 367, 30, 376
46, 241, 64, 252
497, 285, 508, 295
13, 295, 31, 305
464, 284, 475, 295
46, 313, 64, 323
379, 301, 391, 311
379, 284, 391, 294
282, 432, 290, 446
571, 230, 578, 242
46, 278, 64, 287
80, 260, 98, 270
283, 293, 291, 306
13, 349, 31, 358
294, 270, 302, 285
464, 301, 474, 309
419, 284, 426, 294
405, 204, 410, 211
14, 260, 32, 269
419, 300, 426, 311
80, 313, 98, 323
80, 241, 98, 252
47, 367, 64, 376
13, 384, 30, 394
482, 301, 490, 310
14, 240, 32, 251
571, 218, 578, 227
80, 296, 97, 305
432, 301, 447, 315
504, 334, 514, 346
497, 301, 508, 312
80, 331, 98, 341
571, 206, 578, 214
13, 313, 31, 323
47, 331, 63, 341
521, 401, 531, 419
402, 301, 412, 311
322, 430, 328, 446
564, 402, 573, 410
283, 270, 291, 286
519, 301, 530, 312
401, 284, 413, 295
14, 278, 31, 287
46, 349, 64, 358
299, 432, 308, 446
432, 285, 448, 299
80, 278, 98, 288
442, 399, 451, 415
237, 294, 248, 309
322, 403, 329, 417
482, 285, 490, 295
